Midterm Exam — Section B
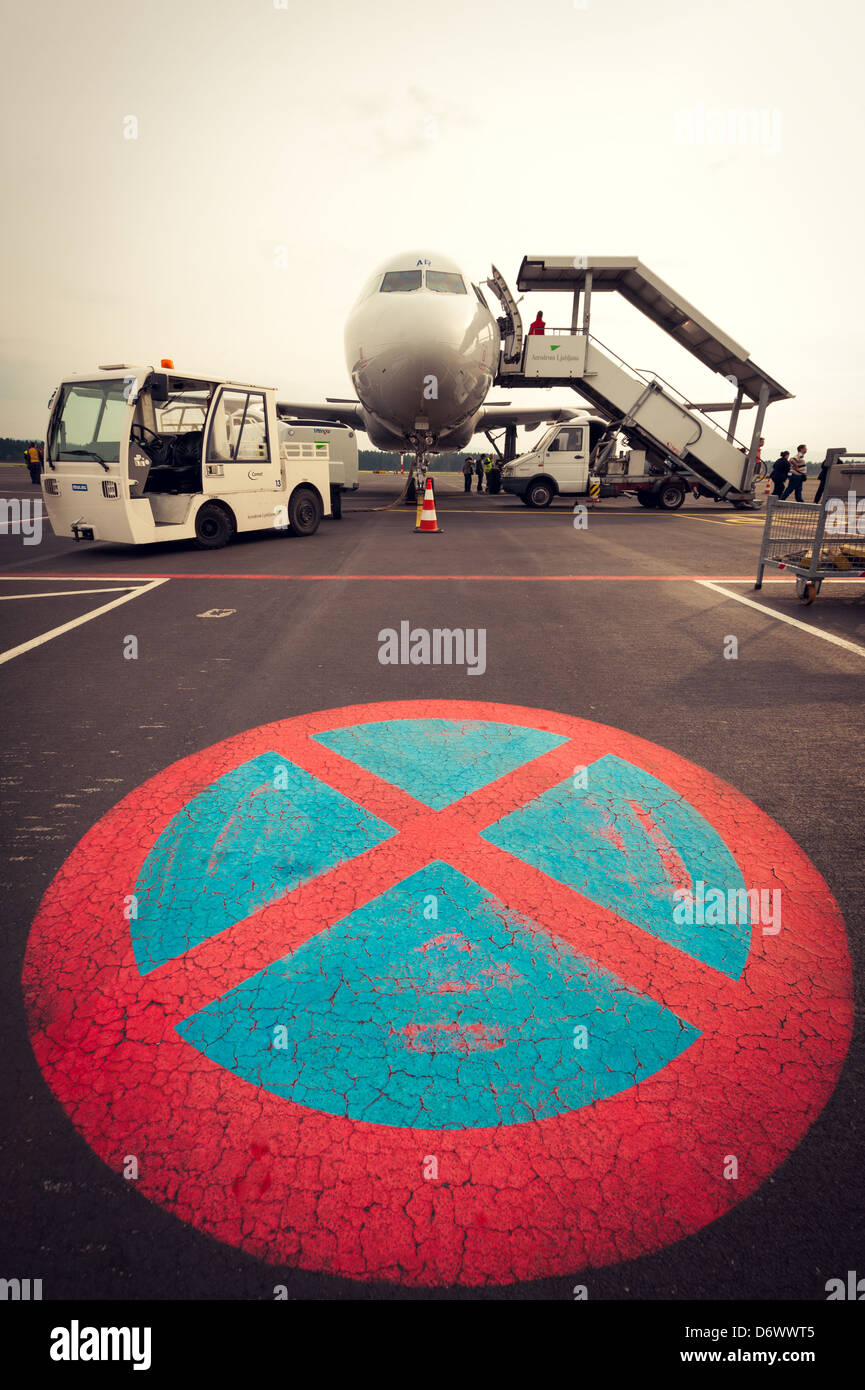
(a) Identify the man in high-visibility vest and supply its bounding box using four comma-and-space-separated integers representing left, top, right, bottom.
26, 441, 42, 485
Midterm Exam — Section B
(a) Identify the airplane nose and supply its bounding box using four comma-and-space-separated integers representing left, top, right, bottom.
346, 292, 497, 439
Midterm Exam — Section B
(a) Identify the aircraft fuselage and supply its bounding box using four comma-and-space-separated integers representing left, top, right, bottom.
344, 251, 500, 456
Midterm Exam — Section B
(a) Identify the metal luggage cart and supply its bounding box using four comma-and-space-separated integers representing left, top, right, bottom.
754, 497, 865, 603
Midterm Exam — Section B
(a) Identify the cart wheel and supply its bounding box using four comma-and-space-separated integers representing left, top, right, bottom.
797, 579, 817, 604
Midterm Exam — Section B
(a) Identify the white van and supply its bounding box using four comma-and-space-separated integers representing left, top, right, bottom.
502, 418, 601, 507
501, 417, 690, 511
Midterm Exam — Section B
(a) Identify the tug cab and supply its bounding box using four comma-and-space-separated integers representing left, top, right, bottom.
42, 365, 333, 547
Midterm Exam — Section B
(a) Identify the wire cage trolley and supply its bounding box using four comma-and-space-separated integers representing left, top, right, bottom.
755, 496, 865, 603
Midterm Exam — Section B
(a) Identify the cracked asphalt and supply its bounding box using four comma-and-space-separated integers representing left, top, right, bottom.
1, 467, 862, 1300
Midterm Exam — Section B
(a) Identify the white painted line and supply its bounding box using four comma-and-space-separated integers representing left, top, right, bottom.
0, 578, 169, 666
0, 587, 132, 600
697, 580, 865, 661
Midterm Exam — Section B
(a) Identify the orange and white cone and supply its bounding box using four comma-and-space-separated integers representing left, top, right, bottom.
415, 477, 442, 533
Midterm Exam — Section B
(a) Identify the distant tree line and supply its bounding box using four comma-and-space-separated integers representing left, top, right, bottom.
0, 437, 41, 462
359, 448, 493, 473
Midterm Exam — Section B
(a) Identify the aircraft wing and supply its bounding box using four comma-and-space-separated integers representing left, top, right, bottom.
475, 404, 586, 433
275, 399, 590, 438
275, 399, 365, 430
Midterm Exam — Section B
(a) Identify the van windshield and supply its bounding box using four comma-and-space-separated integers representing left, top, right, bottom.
535, 426, 558, 453
49, 380, 129, 463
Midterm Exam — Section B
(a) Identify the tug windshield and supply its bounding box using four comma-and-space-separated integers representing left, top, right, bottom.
48, 380, 129, 463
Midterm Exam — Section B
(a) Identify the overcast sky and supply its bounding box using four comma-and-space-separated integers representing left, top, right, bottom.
2, 0, 863, 455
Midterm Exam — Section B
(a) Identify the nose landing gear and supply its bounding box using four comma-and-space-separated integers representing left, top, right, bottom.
402, 438, 432, 504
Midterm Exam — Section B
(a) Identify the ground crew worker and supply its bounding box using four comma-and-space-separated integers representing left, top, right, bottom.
475, 456, 485, 492
488, 460, 502, 494
26, 441, 42, 485
463, 456, 474, 492
528, 312, 546, 336
483, 455, 493, 482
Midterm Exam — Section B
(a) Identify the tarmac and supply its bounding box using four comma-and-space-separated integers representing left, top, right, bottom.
1, 465, 862, 1299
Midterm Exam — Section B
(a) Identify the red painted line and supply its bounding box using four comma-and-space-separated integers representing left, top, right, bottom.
7, 572, 757, 582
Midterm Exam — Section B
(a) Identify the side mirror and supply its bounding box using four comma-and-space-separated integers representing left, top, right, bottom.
148, 373, 169, 404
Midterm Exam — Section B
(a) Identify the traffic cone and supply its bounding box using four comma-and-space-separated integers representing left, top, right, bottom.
415, 477, 442, 533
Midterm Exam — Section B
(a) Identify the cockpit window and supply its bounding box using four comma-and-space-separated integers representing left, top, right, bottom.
380, 270, 422, 293
427, 270, 467, 294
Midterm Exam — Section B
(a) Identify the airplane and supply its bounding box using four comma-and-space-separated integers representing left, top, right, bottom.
278, 249, 581, 497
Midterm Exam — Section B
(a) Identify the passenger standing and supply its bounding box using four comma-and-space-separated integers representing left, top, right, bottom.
475, 456, 485, 492
528, 312, 546, 336
814, 454, 830, 505
463, 456, 474, 492
782, 445, 808, 501
770, 451, 791, 497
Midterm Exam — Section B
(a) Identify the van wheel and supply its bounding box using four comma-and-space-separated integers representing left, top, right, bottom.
657, 483, 686, 510
527, 479, 554, 508
330, 486, 342, 519
288, 486, 323, 536
637, 492, 657, 507
194, 502, 235, 549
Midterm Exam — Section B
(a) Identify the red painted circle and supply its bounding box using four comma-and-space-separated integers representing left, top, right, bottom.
22, 701, 853, 1286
